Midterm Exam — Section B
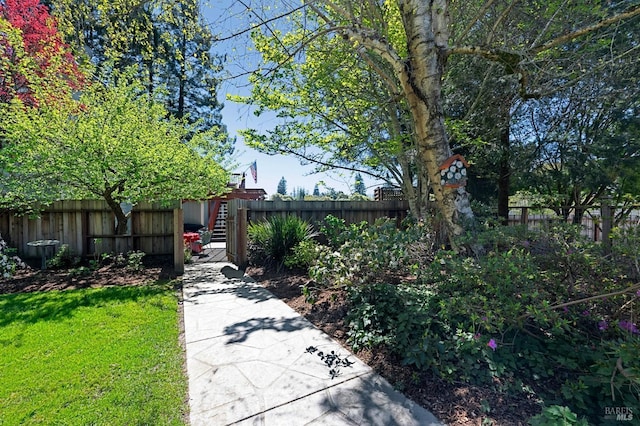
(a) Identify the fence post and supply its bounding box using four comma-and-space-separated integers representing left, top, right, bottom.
237, 207, 248, 268
173, 204, 184, 275
520, 207, 528, 227
601, 196, 612, 256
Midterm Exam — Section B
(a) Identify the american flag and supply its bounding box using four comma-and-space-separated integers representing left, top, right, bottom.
249, 161, 257, 183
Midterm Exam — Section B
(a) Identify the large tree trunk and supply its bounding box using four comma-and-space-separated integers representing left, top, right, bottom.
497, 125, 510, 225
398, 0, 474, 243
104, 192, 129, 235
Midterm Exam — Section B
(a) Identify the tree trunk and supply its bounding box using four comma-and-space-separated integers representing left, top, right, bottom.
497, 124, 510, 225
104, 192, 129, 235
398, 0, 474, 243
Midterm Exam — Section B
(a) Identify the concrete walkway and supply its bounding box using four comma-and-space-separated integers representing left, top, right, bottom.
183, 262, 443, 426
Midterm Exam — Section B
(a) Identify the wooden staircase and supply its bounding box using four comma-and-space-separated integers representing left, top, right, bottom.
207, 201, 227, 242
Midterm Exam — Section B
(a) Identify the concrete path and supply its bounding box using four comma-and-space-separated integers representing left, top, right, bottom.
183, 262, 443, 426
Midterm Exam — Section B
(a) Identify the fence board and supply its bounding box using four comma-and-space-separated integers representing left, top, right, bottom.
225, 199, 410, 266
239, 200, 410, 226
1, 200, 180, 260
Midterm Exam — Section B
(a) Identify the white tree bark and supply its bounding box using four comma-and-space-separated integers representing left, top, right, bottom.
395, 0, 474, 239
313, 0, 475, 242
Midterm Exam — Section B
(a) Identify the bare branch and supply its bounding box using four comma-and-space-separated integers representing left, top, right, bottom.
212, 1, 313, 42
486, 0, 519, 46
457, 0, 496, 44
531, 5, 640, 55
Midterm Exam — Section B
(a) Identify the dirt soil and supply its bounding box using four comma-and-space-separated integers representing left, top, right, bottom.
247, 266, 542, 426
0, 256, 177, 294
2, 259, 541, 425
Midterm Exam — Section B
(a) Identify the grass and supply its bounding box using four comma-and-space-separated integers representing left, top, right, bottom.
0, 282, 187, 425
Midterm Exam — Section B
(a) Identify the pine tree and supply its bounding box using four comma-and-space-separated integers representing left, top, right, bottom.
313, 184, 320, 197
292, 187, 307, 200
353, 173, 366, 195
277, 177, 287, 195
47, 0, 233, 156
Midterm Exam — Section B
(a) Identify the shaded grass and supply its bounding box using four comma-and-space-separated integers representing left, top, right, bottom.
0, 283, 187, 425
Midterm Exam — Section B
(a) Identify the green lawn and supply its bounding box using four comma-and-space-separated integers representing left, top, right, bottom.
0, 283, 187, 425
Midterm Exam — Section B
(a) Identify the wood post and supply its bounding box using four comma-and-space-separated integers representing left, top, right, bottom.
236, 207, 248, 268
520, 207, 529, 226
601, 197, 612, 256
173, 204, 184, 275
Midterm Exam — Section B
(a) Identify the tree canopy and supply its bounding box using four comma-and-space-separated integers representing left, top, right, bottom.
277, 176, 287, 195
0, 71, 229, 233
46, 0, 234, 155
0, 0, 84, 107
232, 0, 640, 243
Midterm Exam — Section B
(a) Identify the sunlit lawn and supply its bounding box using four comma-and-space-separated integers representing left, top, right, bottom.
0, 282, 187, 425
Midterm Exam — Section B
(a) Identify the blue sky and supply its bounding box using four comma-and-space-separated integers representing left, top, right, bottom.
201, 1, 382, 197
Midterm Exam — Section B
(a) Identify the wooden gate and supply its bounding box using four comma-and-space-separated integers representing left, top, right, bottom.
225, 200, 248, 266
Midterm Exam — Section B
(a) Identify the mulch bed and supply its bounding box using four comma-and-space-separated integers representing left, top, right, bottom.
1, 255, 177, 295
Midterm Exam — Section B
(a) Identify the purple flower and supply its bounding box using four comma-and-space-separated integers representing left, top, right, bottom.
598, 320, 608, 331
636, 290, 640, 297
563, 306, 569, 313
474, 333, 481, 340
618, 321, 639, 334
582, 310, 590, 316
481, 316, 488, 322
487, 339, 497, 351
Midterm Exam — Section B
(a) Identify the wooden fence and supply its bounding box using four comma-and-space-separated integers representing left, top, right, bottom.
237, 199, 409, 225
0, 200, 184, 272
225, 198, 639, 265
507, 204, 640, 241
225, 199, 410, 266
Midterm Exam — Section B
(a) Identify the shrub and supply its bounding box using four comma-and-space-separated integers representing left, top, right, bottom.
320, 214, 368, 250
325, 221, 639, 422
528, 405, 589, 426
346, 282, 433, 353
309, 217, 435, 289
611, 225, 640, 280
283, 240, 321, 270
184, 242, 193, 264
248, 215, 316, 270
47, 244, 81, 269
126, 250, 145, 271
0, 234, 25, 278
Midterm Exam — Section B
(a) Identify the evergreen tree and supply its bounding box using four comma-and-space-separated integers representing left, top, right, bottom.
353, 173, 366, 195
47, 0, 233, 157
313, 184, 320, 197
292, 187, 307, 200
277, 177, 287, 195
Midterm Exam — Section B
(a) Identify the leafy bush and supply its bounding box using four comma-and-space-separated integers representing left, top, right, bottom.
248, 215, 316, 269
528, 405, 588, 426
283, 240, 321, 270
126, 250, 145, 271
320, 215, 368, 250
309, 217, 435, 289
322, 221, 640, 422
611, 225, 640, 280
0, 234, 25, 278
47, 244, 81, 269
183, 242, 193, 264
346, 282, 433, 353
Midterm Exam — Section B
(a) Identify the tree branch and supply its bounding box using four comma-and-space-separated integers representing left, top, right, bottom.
531, 5, 640, 55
